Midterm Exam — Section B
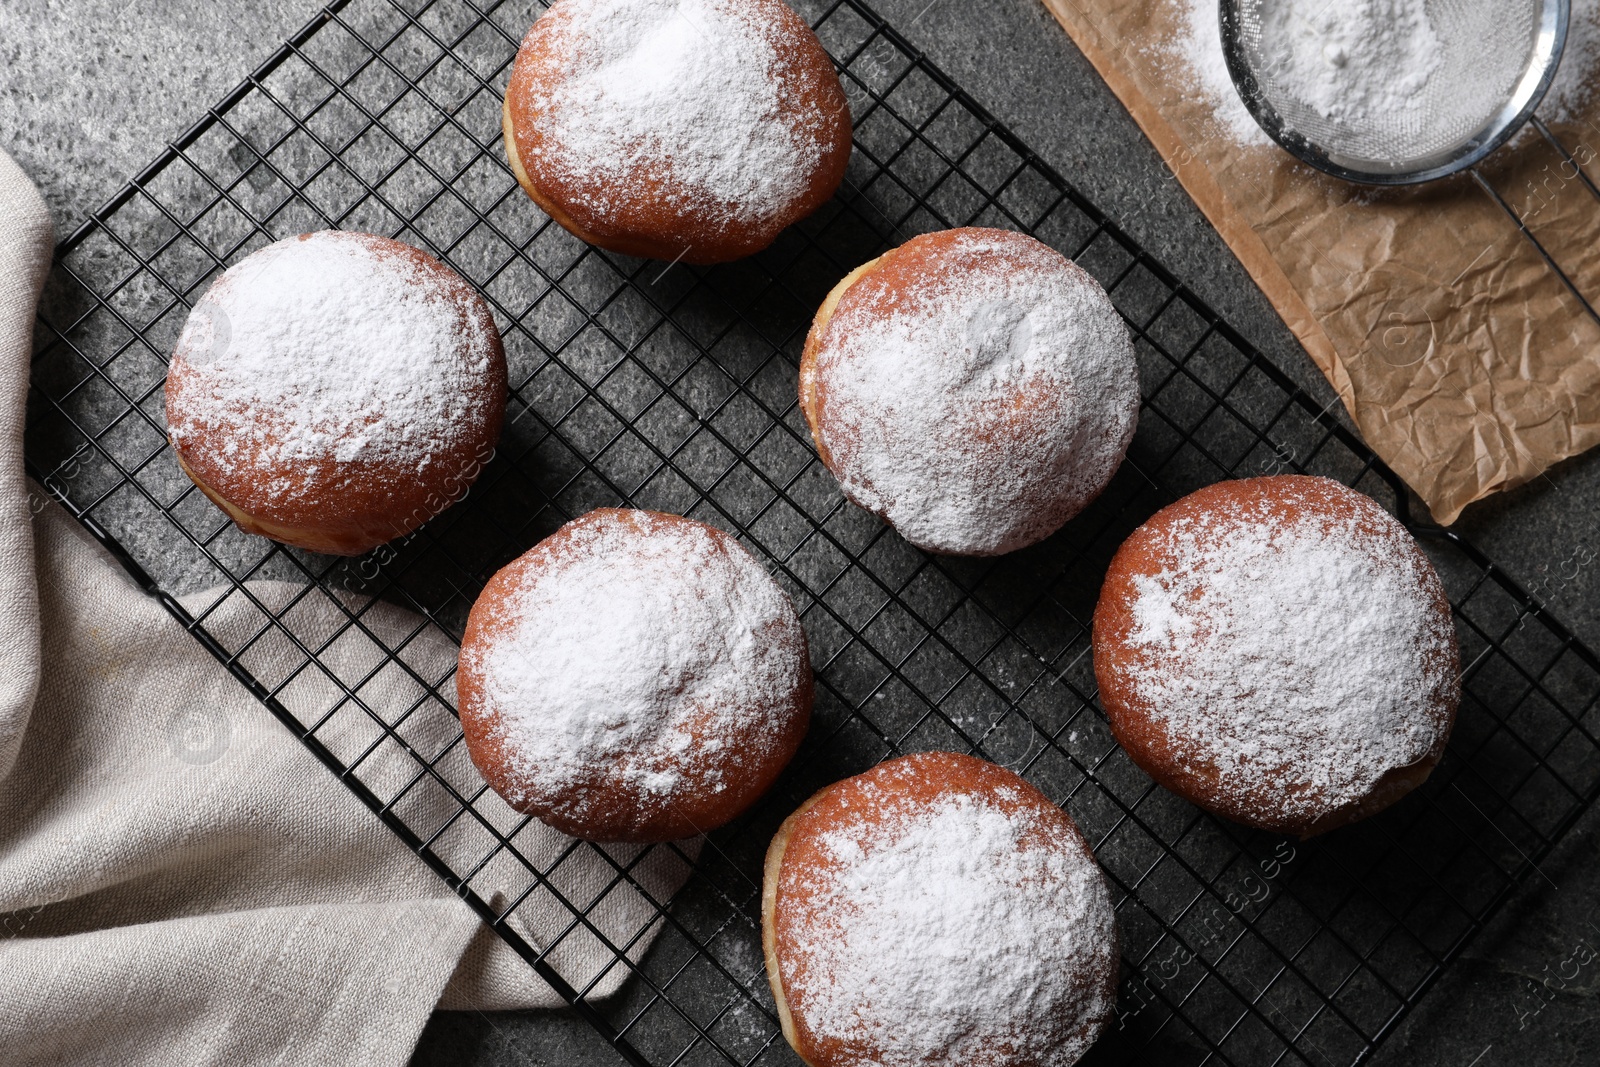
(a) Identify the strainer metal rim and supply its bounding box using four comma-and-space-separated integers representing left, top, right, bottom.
1220, 0, 1571, 185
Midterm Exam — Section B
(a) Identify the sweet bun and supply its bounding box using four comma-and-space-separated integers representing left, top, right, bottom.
457, 508, 812, 842
800, 227, 1140, 556
502, 0, 852, 263
1093, 475, 1461, 837
763, 751, 1119, 1067
165, 230, 506, 557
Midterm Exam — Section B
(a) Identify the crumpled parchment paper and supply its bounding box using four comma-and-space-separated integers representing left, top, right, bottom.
1042, 0, 1600, 523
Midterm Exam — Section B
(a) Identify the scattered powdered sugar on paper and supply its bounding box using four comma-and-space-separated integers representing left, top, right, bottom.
785, 788, 1117, 1066
167, 232, 495, 498
815, 230, 1138, 556
1171, 0, 1441, 147
1542, 0, 1600, 124
522, 0, 829, 232
1121, 489, 1455, 822
470, 512, 806, 819
1171, 0, 1271, 147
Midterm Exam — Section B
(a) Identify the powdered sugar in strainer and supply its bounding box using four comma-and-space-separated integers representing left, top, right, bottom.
1219, 0, 1569, 184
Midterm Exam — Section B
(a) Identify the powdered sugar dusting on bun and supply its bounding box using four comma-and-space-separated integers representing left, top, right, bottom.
457, 509, 811, 842
1093, 476, 1460, 836
768, 752, 1118, 1067
506, 0, 850, 258
801, 228, 1139, 556
164, 230, 506, 554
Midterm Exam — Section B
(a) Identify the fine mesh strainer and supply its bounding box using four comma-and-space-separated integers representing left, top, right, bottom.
1220, 0, 1570, 184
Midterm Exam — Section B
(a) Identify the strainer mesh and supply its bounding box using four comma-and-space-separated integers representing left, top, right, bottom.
1234, 0, 1536, 164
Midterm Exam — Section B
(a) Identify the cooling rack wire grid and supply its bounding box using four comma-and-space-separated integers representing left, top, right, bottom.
25, 1, 1600, 1064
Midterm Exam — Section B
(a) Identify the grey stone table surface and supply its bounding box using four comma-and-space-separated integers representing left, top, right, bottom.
5, 1, 1599, 1066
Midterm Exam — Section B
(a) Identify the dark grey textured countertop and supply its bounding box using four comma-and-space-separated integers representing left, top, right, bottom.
6, 1, 1598, 1064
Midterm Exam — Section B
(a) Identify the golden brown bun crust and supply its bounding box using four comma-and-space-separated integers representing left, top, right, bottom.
762, 789, 824, 1065
1092, 476, 1461, 837
797, 256, 877, 478
165, 232, 506, 557
457, 508, 813, 842
503, 0, 852, 264
763, 751, 1119, 1067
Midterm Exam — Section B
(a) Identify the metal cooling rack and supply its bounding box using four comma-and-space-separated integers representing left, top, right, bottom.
23, 0, 1600, 1064
1477, 113, 1600, 329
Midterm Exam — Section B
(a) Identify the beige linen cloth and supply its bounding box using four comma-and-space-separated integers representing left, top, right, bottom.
0, 150, 688, 1064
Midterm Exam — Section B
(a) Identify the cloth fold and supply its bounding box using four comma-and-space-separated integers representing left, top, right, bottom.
0, 149, 680, 1064
0, 149, 46, 783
